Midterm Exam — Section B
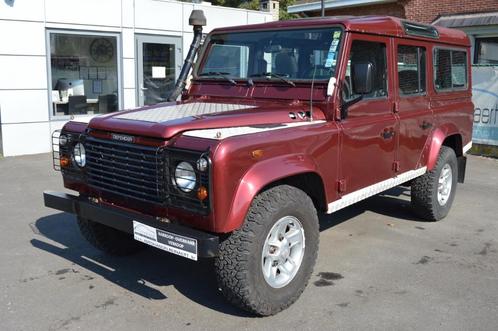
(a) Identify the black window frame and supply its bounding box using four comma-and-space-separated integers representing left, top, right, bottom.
433, 47, 468, 92
474, 37, 498, 65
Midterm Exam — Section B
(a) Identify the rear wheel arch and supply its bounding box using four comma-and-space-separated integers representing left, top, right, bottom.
427, 127, 463, 171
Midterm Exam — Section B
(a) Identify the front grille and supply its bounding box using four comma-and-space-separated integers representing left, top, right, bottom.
84, 136, 210, 214
85, 136, 166, 204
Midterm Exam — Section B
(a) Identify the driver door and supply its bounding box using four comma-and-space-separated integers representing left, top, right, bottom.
337, 34, 397, 196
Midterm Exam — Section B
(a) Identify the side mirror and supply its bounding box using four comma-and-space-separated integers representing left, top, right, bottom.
352, 62, 373, 95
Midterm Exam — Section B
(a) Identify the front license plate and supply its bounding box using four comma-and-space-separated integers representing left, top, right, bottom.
132, 221, 198, 261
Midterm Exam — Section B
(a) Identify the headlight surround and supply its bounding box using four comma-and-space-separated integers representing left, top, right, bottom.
174, 161, 197, 192
73, 143, 86, 167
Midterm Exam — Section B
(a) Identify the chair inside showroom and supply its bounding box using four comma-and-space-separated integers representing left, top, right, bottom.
98, 94, 118, 114
68, 95, 88, 115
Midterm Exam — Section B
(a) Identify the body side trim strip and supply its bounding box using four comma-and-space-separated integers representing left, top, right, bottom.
327, 166, 427, 213
463, 141, 472, 154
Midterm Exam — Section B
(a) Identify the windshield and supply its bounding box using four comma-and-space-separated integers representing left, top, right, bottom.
197, 27, 343, 82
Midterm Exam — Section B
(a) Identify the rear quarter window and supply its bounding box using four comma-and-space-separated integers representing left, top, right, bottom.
433, 48, 468, 91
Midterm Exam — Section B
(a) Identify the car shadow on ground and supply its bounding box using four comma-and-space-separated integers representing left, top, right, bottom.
31, 186, 421, 316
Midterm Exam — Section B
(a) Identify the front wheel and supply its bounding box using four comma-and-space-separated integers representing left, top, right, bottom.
411, 146, 458, 221
214, 185, 319, 316
77, 217, 144, 256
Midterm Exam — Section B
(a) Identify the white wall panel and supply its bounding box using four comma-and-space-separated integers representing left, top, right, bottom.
123, 58, 136, 89
247, 12, 269, 25
122, 28, 135, 59
0, 21, 46, 56
135, 0, 184, 31
123, 88, 137, 109
0, 56, 47, 90
0, 0, 45, 22
45, 0, 121, 27
0, 90, 49, 123
1, 122, 51, 156
122, 0, 135, 28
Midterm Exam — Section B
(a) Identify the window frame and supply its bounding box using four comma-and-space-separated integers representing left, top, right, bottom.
342, 38, 389, 102
396, 44, 427, 98
432, 46, 468, 93
193, 25, 345, 83
46, 29, 123, 121
474, 36, 498, 65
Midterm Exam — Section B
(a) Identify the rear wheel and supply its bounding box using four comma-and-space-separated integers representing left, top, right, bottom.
214, 185, 319, 316
411, 146, 458, 221
77, 217, 144, 256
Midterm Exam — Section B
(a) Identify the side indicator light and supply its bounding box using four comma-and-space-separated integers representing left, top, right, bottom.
251, 149, 264, 159
60, 156, 71, 168
197, 186, 208, 201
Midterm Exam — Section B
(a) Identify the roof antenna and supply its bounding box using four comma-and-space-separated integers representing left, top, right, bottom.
308, 64, 317, 121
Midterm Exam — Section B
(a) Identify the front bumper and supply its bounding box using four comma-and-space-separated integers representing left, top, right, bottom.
43, 191, 219, 258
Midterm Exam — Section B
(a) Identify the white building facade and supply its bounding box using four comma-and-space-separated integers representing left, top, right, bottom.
0, 0, 272, 156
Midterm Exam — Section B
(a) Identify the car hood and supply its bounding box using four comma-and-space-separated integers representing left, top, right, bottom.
88, 101, 326, 139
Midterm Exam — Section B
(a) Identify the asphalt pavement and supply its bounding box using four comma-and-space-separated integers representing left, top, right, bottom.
1, 153, 497, 331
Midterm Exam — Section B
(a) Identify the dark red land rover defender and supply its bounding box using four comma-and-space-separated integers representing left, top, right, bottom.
44, 11, 473, 315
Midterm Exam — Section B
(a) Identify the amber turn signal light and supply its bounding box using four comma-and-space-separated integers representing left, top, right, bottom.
251, 149, 264, 159
60, 156, 70, 168
197, 186, 208, 201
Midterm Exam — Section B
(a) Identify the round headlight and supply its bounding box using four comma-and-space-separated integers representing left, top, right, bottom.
73, 143, 86, 167
174, 161, 196, 192
196, 157, 209, 172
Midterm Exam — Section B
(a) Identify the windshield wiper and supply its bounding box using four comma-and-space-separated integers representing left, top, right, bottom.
249, 72, 296, 87
198, 71, 237, 85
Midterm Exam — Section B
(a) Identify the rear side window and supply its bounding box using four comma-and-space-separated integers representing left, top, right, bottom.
433, 48, 468, 91
397, 45, 426, 95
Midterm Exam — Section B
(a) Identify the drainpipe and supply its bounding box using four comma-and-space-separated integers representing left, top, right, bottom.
167, 10, 207, 102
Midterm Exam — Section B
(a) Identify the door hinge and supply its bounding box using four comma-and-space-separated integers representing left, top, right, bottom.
338, 179, 347, 193
393, 161, 400, 172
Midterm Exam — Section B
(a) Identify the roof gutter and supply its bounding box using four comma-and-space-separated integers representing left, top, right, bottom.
288, 0, 396, 14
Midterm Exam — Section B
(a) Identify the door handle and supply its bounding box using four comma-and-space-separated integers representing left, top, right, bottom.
140, 85, 148, 91
381, 128, 395, 139
420, 121, 432, 130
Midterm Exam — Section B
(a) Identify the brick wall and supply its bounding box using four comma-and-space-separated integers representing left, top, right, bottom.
402, 0, 498, 23
307, 0, 498, 24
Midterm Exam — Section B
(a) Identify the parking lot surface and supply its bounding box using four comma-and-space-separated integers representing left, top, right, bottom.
1, 153, 497, 330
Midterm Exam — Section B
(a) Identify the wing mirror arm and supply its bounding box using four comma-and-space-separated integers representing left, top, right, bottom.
341, 95, 363, 119
340, 61, 373, 120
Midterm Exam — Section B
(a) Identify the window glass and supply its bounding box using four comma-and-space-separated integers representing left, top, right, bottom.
343, 40, 388, 101
475, 37, 498, 64
451, 51, 467, 88
49, 33, 119, 117
434, 48, 467, 90
397, 45, 426, 95
198, 27, 342, 81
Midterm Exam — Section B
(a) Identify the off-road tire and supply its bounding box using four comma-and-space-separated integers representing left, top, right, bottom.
214, 185, 320, 316
77, 217, 144, 256
411, 146, 458, 221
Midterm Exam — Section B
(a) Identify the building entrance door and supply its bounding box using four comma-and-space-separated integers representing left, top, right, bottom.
136, 35, 182, 106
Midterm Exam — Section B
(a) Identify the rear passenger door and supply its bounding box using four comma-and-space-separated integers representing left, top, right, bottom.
394, 41, 433, 172
338, 34, 397, 194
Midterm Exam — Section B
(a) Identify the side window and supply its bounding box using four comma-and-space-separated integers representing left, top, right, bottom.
344, 40, 388, 101
397, 45, 426, 95
434, 48, 468, 91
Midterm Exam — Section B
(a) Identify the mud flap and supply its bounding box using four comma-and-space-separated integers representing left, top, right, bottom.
457, 156, 467, 183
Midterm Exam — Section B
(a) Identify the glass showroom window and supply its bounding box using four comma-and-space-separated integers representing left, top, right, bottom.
49, 32, 119, 117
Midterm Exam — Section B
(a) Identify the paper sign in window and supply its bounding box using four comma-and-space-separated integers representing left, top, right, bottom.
152, 66, 166, 79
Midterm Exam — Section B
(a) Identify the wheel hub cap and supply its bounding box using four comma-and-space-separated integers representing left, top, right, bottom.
437, 163, 453, 206
261, 216, 305, 288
